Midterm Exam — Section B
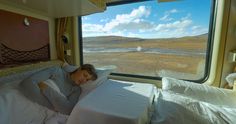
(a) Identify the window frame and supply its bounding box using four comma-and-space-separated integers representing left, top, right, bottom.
79, 0, 217, 83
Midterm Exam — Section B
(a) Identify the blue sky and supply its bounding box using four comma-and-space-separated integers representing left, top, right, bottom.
82, 0, 211, 39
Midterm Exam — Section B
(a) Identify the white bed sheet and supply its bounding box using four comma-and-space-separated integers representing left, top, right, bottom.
151, 91, 236, 124
67, 79, 156, 124
0, 85, 68, 124
150, 77, 236, 124
0, 66, 70, 124
162, 77, 236, 107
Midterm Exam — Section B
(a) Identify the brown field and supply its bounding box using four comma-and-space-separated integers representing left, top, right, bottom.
83, 34, 208, 80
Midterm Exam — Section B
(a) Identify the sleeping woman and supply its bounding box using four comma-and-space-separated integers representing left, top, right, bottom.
19, 64, 97, 115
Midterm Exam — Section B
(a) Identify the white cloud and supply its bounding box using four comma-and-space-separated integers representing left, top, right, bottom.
113, 20, 154, 32
155, 19, 192, 31
103, 6, 151, 32
100, 18, 109, 22
147, 15, 195, 38
82, 23, 104, 33
82, 17, 90, 21
170, 9, 178, 13
126, 32, 140, 38
145, 19, 208, 38
82, 6, 153, 37
82, 23, 127, 37
160, 15, 174, 21
104, 31, 125, 36
191, 25, 208, 35
191, 26, 200, 30
160, 9, 178, 21
82, 6, 208, 39
181, 13, 191, 20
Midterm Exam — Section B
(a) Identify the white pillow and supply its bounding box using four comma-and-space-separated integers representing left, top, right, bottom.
62, 62, 78, 73
153, 91, 236, 124
79, 69, 113, 99
61, 63, 114, 99
162, 77, 194, 92
225, 73, 236, 86
162, 77, 236, 107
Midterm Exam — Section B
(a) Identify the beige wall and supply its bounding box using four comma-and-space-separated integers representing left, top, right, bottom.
0, 2, 57, 60
205, 0, 229, 86
206, 0, 236, 87
220, 0, 236, 87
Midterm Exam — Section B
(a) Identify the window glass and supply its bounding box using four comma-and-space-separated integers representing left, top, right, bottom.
81, 0, 213, 80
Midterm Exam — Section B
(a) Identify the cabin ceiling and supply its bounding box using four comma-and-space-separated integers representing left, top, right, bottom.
106, 0, 179, 4
0, 0, 177, 18
0, 0, 105, 17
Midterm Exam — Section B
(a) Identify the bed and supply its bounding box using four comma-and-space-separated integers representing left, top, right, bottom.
1, 62, 236, 124
0, 62, 156, 124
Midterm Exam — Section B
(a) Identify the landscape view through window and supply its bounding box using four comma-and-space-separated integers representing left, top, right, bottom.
82, 0, 212, 80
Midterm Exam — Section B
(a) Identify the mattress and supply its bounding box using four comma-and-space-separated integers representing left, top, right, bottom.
67, 79, 156, 124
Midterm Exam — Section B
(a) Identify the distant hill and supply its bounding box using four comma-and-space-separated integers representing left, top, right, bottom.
83, 34, 208, 51
83, 33, 208, 43
195, 33, 208, 38
83, 36, 144, 44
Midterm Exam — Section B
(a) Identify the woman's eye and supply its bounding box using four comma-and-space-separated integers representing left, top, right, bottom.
84, 74, 88, 78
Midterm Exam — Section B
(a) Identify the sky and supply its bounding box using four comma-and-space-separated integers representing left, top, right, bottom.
82, 0, 212, 39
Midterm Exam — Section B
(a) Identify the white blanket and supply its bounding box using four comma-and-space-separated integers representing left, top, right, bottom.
67, 79, 156, 124
151, 91, 236, 124
150, 77, 236, 124
0, 85, 68, 124
162, 77, 236, 107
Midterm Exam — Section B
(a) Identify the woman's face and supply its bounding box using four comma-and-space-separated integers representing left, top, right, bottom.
73, 70, 92, 85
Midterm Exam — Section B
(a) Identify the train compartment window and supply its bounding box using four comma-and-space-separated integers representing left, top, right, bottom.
80, 0, 214, 82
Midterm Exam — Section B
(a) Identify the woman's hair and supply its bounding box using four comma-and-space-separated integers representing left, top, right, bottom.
71, 64, 97, 80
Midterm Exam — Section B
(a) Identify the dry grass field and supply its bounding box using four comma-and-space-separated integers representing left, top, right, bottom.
83, 34, 208, 80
